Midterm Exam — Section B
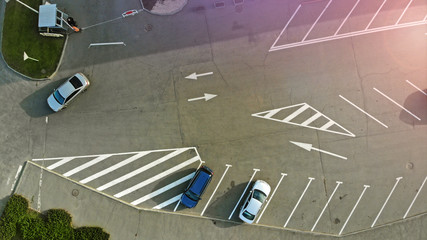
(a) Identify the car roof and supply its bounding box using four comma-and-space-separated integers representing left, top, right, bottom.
245, 197, 263, 215
189, 170, 211, 195
57, 81, 77, 98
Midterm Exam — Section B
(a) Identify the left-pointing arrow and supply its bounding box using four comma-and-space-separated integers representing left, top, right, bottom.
290, 141, 347, 160
188, 93, 217, 102
185, 72, 213, 80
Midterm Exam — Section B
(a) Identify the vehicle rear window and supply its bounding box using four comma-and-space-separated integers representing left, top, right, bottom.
69, 76, 83, 88
242, 210, 255, 220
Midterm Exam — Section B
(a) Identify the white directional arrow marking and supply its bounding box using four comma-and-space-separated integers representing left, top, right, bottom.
290, 141, 347, 160
188, 93, 217, 102
185, 72, 213, 80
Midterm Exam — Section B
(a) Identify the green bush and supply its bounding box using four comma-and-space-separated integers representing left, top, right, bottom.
74, 227, 110, 240
0, 195, 110, 240
0, 194, 29, 239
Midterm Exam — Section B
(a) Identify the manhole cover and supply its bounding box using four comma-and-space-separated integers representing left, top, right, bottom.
406, 162, 414, 170
72, 189, 79, 197
144, 24, 153, 32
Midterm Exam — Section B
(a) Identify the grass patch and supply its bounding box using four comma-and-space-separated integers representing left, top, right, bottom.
2, 0, 65, 79
0, 194, 110, 240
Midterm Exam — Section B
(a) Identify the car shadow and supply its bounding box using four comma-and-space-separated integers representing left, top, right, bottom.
399, 90, 427, 125
19, 79, 66, 118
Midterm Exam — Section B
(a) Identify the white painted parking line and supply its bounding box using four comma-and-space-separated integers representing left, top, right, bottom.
339, 185, 370, 235
371, 177, 403, 227
396, 0, 414, 25
335, 0, 360, 36
114, 156, 200, 198
63, 154, 112, 177
256, 173, 287, 224
366, 0, 387, 30
373, 88, 421, 121
80, 152, 150, 184
284, 177, 315, 228
403, 176, 427, 219
153, 194, 182, 209
47, 157, 75, 170
201, 164, 232, 216
131, 173, 195, 206
97, 148, 190, 191
311, 181, 343, 231
228, 169, 260, 220
406, 80, 427, 96
302, 0, 333, 41
271, 20, 427, 51
270, 4, 302, 50
339, 95, 388, 128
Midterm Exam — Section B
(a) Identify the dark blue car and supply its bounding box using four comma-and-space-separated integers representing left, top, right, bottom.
181, 166, 214, 208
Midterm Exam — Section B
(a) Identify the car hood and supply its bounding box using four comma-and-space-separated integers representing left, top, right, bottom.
180, 193, 197, 208
47, 94, 63, 112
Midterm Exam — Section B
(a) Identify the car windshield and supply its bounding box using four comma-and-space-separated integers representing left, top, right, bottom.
253, 189, 267, 203
185, 190, 199, 201
53, 90, 65, 105
242, 210, 255, 220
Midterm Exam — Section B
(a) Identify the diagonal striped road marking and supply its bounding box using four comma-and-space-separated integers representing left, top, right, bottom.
114, 156, 201, 198
64, 154, 112, 177
153, 194, 183, 209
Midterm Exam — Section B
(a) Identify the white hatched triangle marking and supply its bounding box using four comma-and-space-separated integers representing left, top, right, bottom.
97, 148, 189, 191
64, 154, 112, 177
114, 156, 200, 198
252, 103, 355, 137
47, 157, 75, 170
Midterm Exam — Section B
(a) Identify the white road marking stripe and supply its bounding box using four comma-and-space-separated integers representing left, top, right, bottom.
282, 104, 310, 122
301, 112, 322, 126
270, 20, 426, 51
63, 154, 112, 177
270, 4, 301, 50
335, 0, 360, 36
256, 173, 287, 224
10, 165, 23, 191
47, 157, 75, 170
396, 0, 414, 25
311, 181, 343, 231
366, 0, 387, 30
201, 164, 232, 216
114, 156, 200, 198
97, 148, 190, 191
302, 0, 333, 41
371, 177, 403, 227
403, 176, 427, 219
406, 80, 427, 96
373, 88, 421, 121
80, 152, 150, 184
284, 177, 315, 228
153, 194, 182, 209
263, 108, 282, 119
32, 147, 194, 161
339, 95, 388, 128
173, 199, 181, 212
339, 185, 370, 235
228, 169, 260, 219
320, 120, 335, 130
131, 173, 195, 205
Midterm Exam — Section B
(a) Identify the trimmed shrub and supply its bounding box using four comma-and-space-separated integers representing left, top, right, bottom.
20, 215, 46, 240
0, 194, 29, 239
74, 227, 110, 240
45, 209, 74, 240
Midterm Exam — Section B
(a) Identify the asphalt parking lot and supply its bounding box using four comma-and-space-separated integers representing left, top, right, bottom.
1, 0, 426, 239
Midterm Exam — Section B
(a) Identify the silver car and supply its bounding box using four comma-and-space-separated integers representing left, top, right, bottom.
239, 180, 271, 224
47, 73, 90, 112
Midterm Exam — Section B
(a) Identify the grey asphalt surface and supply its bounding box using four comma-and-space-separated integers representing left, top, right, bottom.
1, 0, 427, 239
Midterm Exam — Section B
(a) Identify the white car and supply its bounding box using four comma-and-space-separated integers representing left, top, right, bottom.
47, 73, 90, 112
239, 180, 271, 224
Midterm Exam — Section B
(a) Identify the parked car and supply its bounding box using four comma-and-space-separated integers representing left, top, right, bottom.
47, 73, 90, 112
181, 166, 214, 208
239, 180, 271, 224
